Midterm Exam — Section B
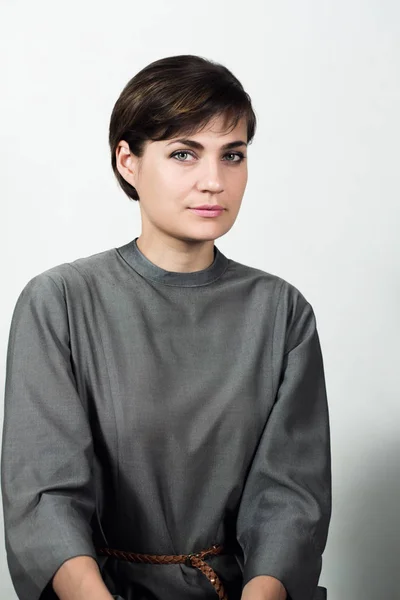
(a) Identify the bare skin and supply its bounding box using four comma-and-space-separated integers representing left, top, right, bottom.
52, 556, 113, 600
116, 114, 249, 275
241, 575, 287, 600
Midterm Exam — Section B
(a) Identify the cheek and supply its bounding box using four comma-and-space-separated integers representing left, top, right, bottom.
159, 167, 193, 199
141, 167, 189, 213
240, 168, 248, 189
138, 166, 168, 201
230, 169, 248, 193
147, 161, 187, 190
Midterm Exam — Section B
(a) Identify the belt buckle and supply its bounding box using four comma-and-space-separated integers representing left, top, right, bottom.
185, 552, 200, 567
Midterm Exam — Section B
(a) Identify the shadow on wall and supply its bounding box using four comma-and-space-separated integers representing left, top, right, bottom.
330, 438, 400, 599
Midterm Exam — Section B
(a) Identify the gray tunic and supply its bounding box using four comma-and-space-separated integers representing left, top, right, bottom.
1, 237, 331, 600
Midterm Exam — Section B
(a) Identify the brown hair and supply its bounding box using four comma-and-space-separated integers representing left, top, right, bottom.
109, 54, 257, 201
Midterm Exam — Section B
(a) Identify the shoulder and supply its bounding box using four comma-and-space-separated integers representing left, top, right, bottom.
226, 255, 312, 311
15, 245, 120, 306
226, 256, 317, 353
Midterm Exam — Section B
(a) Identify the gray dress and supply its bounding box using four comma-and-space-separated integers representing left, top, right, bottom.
1, 237, 331, 600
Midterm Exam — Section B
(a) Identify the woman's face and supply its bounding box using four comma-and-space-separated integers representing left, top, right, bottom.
116, 114, 248, 244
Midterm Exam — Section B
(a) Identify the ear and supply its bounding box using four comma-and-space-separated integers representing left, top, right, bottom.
115, 141, 138, 187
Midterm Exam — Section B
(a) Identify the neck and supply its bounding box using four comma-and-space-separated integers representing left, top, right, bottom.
136, 232, 215, 273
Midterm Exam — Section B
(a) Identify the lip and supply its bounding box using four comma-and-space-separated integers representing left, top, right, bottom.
191, 205, 225, 210
189, 207, 225, 218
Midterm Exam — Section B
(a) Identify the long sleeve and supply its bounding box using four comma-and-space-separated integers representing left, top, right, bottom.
1, 273, 98, 600
236, 283, 331, 600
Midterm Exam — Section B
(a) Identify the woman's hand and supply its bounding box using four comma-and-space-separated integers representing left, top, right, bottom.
241, 575, 287, 600
52, 555, 114, 600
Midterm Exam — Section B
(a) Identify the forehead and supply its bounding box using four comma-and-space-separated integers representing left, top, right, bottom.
151, 115, 248, 150
181, 115, 248, 141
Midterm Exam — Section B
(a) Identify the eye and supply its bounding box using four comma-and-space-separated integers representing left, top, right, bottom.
171, 151, 195, 162
223, 152, 245, 163
171, 150, 246, 163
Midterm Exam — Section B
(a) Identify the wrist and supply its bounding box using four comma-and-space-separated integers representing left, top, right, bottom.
241, 575, 287, 600
53, 555, 113, 600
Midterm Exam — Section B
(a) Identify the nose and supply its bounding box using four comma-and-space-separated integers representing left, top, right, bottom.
196, 158, 224, 193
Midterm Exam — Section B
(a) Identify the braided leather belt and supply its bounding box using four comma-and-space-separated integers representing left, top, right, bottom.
96, 543, 228, 600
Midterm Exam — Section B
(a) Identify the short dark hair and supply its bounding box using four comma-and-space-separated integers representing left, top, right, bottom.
109, 54, 257, 201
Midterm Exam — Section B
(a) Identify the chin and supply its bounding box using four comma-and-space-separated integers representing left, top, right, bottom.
177, 228, 229, 244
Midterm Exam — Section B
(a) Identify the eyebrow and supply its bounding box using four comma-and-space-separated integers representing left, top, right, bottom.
166, 138, 248, 150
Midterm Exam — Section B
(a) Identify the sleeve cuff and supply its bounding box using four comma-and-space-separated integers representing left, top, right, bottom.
6, 495, 97, 600
241, 534, 322, 600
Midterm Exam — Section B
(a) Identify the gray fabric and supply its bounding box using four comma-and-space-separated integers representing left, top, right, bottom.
1, 237, 331, 600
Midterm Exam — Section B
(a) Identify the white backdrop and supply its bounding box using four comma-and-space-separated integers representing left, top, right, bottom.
1, 1, 399, 599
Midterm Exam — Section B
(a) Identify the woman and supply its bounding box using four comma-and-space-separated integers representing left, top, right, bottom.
1, 55, 331, 600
